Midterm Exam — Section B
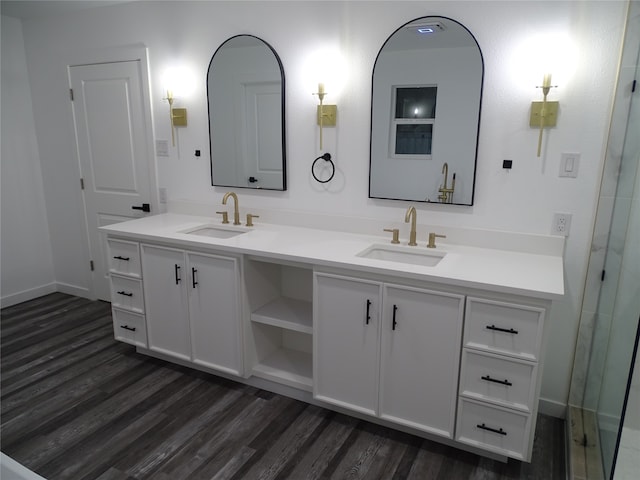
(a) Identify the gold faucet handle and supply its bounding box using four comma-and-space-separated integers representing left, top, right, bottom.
216, 211, 229, 224
383, 228, 400, 244
427, 232, 446, 248
246, 213, 260, 227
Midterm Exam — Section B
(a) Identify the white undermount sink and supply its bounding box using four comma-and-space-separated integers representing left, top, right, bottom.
182, 225, 249, 239
357, 244, 446, 267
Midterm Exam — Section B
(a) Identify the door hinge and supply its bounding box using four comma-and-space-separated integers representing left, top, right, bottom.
80, 178, 85, 190
90, 260, 95, 271
601, 269, 606, 281
70, 88, 74, 101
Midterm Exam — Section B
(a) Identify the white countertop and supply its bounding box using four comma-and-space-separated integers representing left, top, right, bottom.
101, 213, 565, 300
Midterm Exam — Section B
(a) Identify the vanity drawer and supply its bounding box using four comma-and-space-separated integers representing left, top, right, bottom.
112, 308, 147, 348
459, 349, 537, 412
456, 398, 531, 460
108, 239, 141, 277
110, 275, 144, 313
464, 297, 545, 361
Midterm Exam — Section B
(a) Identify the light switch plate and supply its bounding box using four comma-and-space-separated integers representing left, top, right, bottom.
560, 152, 580, 178
156, 140, 169, 157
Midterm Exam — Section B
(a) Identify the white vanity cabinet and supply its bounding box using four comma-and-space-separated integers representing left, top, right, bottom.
102, 213, 564, 463
141, 244, 243, 375
313, 272, 465, 438
456, 296, 547, 461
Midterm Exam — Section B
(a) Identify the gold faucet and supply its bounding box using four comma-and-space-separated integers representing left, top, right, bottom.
222, 192, 241, 225
404, 206, 417, 246
438, 162, 455, 203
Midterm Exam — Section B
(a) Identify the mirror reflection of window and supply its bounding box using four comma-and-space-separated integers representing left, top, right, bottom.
392, 86, 437, 157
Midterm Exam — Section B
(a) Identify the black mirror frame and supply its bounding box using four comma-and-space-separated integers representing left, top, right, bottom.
368, 16, 484, 206
207, 34, 287, 191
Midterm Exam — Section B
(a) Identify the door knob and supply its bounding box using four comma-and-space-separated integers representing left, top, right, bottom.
131, 203, 150, 212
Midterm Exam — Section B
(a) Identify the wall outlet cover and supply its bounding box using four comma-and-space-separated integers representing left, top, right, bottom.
552, 213, 572, 236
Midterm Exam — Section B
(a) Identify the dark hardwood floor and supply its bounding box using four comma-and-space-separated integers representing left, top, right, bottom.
1, 293, 566, 479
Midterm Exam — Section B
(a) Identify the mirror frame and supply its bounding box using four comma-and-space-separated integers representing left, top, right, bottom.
207, 34, 287, 191
368, 16, 484, 206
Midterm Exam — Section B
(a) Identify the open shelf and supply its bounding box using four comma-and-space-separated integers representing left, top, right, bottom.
252, 347, 312, 391
251, 297, 312, 334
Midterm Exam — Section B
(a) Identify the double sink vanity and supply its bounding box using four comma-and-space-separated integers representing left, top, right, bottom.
101, 203, 564, 463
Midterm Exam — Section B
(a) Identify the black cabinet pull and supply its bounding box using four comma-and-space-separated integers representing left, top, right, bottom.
113, 255, 130, 261
175, 264, 181, 285
248, 176, 259, 183
365, 299, 371, 325
131, 203, 150, 212
120, 325, 136, 332
486, 324, 518, 335
117, 291, 133, 297
192, 267, 198, 288
476, 423, 507, 436
481, 375, 513, 386
392, 305, 398, 331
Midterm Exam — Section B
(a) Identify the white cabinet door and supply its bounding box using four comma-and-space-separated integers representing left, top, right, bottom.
314, 273, 381, 416
188, 252, 242, 375
141, 245, 191, 361
379, 285, 464, 438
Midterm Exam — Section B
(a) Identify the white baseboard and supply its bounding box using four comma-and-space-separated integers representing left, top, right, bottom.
538, 397, 566, 418
55, 282, 91, 299
1, 282, 56, 308
1, 282, 92, 309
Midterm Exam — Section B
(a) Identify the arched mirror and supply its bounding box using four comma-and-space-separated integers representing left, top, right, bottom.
207, 35, 286, 190
369, 16, 483, 205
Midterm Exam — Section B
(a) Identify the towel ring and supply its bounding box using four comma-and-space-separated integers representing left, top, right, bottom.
312, 153, 335, 184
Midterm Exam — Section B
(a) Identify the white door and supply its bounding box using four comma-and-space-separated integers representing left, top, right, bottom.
188, 252, 242, 375
313, 273, 381, 416
141, 245, 191, 361
241, 81, 283, 189
379, 285, 464, 438
69, 60, 155, 300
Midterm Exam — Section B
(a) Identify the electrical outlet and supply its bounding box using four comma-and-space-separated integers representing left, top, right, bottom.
552, 213, 572, 236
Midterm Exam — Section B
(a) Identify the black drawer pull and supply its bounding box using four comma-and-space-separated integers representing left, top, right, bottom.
486, 324, 518, 334
476, 423, 507, 436
113, 255, 130, 261
192, 267, 198, 288
120, 325, 136, 332
175, 264, 181, 285
392, 305, 398, 331
481, 375, 513, 386
117, 291, 133, 297
365, 299, 371, 325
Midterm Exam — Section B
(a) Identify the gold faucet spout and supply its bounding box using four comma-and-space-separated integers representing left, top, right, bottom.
222, 191, 241, 225
404, 206, 417, 246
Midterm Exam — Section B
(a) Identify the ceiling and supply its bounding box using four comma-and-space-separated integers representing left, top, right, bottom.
1, 0, 132, 20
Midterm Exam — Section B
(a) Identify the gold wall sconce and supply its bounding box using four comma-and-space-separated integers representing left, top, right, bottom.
313, 83, 337, 149
530, 74, 558, 157
164, 90, 187, 146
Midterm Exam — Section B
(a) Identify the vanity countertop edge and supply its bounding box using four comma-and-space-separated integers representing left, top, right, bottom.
101, 213, 565, 300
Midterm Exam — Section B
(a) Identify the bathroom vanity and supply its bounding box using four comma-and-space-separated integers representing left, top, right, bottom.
101, 213, 564, 462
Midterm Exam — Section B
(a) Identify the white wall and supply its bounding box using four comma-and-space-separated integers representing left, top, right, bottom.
12, 0, 629, 412
1, 15, 55, 307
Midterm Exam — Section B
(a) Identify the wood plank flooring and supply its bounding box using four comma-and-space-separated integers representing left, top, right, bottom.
1, 293, 566, 479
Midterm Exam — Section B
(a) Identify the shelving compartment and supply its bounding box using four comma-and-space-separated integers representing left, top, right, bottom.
244, 257, 313, 390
